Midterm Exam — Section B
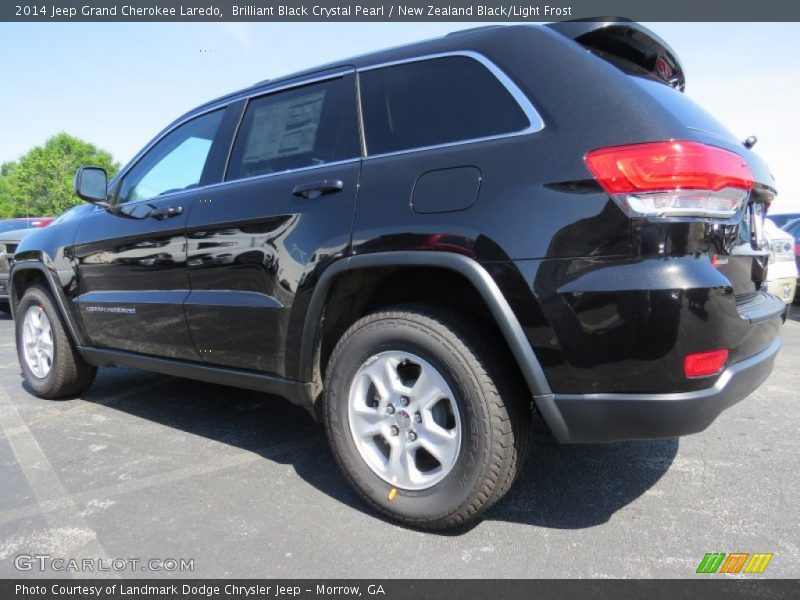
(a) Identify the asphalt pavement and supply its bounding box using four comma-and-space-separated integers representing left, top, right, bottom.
1, 311, 798, 578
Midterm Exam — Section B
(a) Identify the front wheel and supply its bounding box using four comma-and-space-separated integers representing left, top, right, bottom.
323, 306, 530, 529
16, 284, 97, 399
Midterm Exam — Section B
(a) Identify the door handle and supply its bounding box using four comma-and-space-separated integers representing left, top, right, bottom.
292, 179, 344, 199
150, 206, 183, 220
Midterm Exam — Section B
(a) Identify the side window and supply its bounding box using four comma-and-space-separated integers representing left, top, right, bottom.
227, 77, 359, 181
117, 109, 224, 203
360, 56, 530, 155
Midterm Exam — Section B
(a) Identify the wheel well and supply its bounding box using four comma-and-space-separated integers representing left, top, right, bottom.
313, 266, 519, 393
10, 268, 48, 310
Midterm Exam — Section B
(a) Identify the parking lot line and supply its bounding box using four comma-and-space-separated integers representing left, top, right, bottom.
0, 384, 116, 579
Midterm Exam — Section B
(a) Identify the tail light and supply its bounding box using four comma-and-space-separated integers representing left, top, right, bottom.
796, 243, 800, 256
710, 254, 728, 268
585, 141, 754, 218
684, 349, 729, 378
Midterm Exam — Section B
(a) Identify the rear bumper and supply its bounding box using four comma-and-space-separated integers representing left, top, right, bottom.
541, 336, 781, 443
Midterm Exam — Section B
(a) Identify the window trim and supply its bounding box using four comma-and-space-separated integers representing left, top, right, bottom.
223, 68, 362, 184
109, 68, 360, 206
106, 52, 543, 204
357, 51, 545, 160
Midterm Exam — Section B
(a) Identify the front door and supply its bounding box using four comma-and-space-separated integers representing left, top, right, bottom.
72, 108, 228, 360
184, 71, 362, 376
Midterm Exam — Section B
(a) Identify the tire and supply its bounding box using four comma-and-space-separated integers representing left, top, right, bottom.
323, 305, 531, 530
0, 300, 10, 314
16, 284, 97, 399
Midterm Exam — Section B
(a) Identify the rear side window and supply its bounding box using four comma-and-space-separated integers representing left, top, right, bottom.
360, 56, 530, 155
227, 77, 359, 180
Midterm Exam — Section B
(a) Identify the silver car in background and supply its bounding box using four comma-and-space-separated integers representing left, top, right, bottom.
765, 218, 798, 304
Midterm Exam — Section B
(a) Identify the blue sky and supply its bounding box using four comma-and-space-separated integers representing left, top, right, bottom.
0, 22, 798, 213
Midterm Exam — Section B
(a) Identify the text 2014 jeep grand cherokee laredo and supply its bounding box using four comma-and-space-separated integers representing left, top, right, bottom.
10, 21, 784, 529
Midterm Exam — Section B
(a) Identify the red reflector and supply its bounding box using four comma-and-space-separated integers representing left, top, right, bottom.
710, 254, 729, 268
585, 141, 754, 195
684, 349, 729, 378
795, 243, 800, 256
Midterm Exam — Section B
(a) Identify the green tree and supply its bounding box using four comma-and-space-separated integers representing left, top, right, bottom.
0, 133, 119, 218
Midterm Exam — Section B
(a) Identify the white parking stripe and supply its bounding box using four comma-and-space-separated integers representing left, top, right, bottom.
0, 433, 322, 529
0, 385, 116, 579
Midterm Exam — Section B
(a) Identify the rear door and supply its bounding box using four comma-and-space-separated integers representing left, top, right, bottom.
183, 70, 362, 376
72, 107, 231, 359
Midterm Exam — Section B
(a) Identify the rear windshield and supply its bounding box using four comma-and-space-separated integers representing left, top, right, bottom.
631, 77, 737, 142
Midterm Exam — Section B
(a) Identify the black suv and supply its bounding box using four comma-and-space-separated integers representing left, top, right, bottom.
10, 21, 784, 529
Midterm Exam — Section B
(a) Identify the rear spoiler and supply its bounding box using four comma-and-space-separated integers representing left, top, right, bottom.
546, 18, 686, 91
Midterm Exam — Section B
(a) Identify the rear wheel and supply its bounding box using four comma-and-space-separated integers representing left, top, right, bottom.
16, 284, 96, 399
323, 305, 530, 529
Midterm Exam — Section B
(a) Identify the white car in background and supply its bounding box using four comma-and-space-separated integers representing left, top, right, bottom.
765, 218, 798, 304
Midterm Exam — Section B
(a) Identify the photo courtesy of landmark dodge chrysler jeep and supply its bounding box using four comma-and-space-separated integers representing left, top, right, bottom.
10, 20, 784, 529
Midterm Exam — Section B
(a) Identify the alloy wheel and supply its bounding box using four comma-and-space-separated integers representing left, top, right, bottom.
347, 351, 462, 490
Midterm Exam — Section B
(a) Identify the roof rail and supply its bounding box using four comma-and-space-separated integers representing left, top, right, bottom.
446, 25, 503, 37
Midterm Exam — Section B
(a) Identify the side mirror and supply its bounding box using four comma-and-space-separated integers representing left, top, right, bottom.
74, 167, 108, 204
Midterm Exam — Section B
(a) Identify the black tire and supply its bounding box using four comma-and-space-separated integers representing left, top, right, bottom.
0, 300, 10, 314
323, 305, 531, 530
15, 284, 97, 399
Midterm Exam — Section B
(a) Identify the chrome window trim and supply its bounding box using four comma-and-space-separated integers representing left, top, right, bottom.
110, 68, 357, 208
354, 71, 369, 157
223, 68, 360, 183
357, 50, 545, 160
107, 51, 544, 205
104, 158, 363, 208
209, 157, 362, 189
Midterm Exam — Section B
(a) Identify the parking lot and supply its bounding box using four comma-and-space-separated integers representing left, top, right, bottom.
0, 310, 798, 579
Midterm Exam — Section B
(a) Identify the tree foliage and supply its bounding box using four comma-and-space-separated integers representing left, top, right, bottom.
0, 133, 119, 218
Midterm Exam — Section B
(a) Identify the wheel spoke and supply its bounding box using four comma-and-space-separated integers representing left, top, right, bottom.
412, 368, 446, 410
366, 357, 409, 398
363, 359, 393, 400
351, 406, 385, 438
387, 443, 420, 487
25, 319, 37, 340
41, 339, 54, 362
417, 424, 458, 467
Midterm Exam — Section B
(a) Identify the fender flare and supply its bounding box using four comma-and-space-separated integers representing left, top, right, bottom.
9, 260, 86, 346
299, 251, 568, 440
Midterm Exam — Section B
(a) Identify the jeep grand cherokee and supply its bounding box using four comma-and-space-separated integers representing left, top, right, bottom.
10, 20, 784, 529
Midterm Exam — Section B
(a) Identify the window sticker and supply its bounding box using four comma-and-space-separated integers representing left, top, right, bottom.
243, 90, 326, 165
